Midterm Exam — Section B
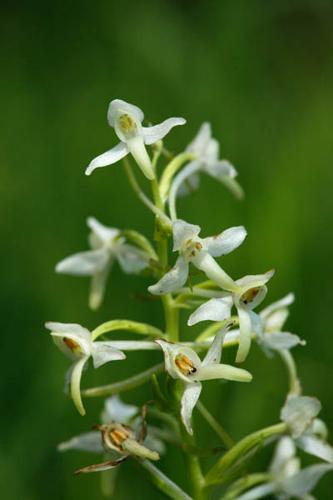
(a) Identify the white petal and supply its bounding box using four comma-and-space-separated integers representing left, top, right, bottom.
260, 293, 295, 320
296, 434, 333, 463
236, 483, 275, 500
195, 363, 252, 382
143, 117, 186, 145
186, 122, 212, 155
204, 226, 247, 257
204, 138, 219, 162
148, 255, 189, 295
85, 142, 128, 175
56, 248, 109, 276
126, 136, 155, 180
70, 356, 90, 416
206, 159, 237, 179
46, 322, 92, 358
281, 464, 333, 496
91, 342, 126, 369
107, 99, 144, 127
172, 219, 201, 251
263, 332, 305, 351
103, 395, 138, 424
87, 217, 119, 244
155, 339, 180, 378
106, 340, 158, 351
281, 395, 322, 438
188, 297, 232, 326
117, 244, 149, 274
192, 251, 236, 291
264, 309, 289, 333
181, 382, 202, 434
236, 270, 275, 290
176, 171, 201, 198
45, 322, 91, 339
270, 437, 296, 476
89, 260, 113, 310
202, 321, 234, 366
235, 307, 253, 363
58, 431, 103, 453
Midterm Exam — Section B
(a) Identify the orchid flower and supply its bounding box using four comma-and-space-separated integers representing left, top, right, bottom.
188, 270, 275, 363
237, 437, 333, 500
46, 322, 126, 416
156, 322, 252, 434
281, 395, 333, 464
56, 217, 150, 310
59, 395, 165, 458
148, 219, 246, 296
85, 99, 186, 179
168, 123, 243, 219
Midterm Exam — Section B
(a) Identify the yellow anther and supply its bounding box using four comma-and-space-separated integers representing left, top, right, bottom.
241, 287, 260, 305
119, 114, 136, 133
110, 427, 130, 448
175, 354, 197, 375
63, 337, 81, 353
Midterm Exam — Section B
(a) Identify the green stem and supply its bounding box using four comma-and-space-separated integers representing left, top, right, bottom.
279, 349, 301, 396
223, 473, 270, 500
180, 426, 206, 500
82, 363, 164, 398
91, 319, 164, 341
205, 422, 287, 486
159, 152, 195, 202
137, 459, 192, 500
196, 401, 234, 449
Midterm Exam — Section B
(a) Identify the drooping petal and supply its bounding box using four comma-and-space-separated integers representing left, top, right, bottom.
296, 434, 333, 463
87, 217, 119, 244
126, 135, 155, 180
75, 456, 128, 475
142, 117, 186, 145
236, 483, 276, 500
172, 219, 201, 252
70, 356, 90, 416
117, 244, 149, 274
55, 248, 109, 276
235, 307, 253, 363
263, 332, 305, 351
91, 342, 126, 369
281, 463, 333, 497
89, 259, 113, 310
186, 122, 212, 155
187, 297, 233, 326
85, 142, 128, 176
270, 437, 296, 476
195, 363, 252, 382
58, 431, 103, 453
281, 395, 322, 438
148, 255, 189, 295
216, 175, 244, 200
204, 226, 247, 257
108, 99, 144, 127
181, 382, 202, 435
102, 396, 138, 424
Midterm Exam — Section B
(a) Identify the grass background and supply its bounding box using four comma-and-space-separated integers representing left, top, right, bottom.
1, 0, 333, 498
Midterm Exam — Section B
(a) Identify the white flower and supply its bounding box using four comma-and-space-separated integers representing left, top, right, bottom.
85, 99, 186, 179
237, 437, 333, 499
45, 322, 126, 416
281, 394, 322, 439
148, 219, 246, 296
172, 122, 243, 201
58, 395, 165, 457
156, 322, 252, 434
188, 270, 275, 363
56, 217, 150, 310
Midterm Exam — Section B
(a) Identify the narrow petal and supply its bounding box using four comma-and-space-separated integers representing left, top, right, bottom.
263, 332, 305, 351
56, 248, 109, 276
260, 293, 295, 320
236, 483, 275, 500
296, 434, 333, 463
281, 463, 333, 496
155, 339, 180, 378
85, 142, 128, 176
75, 456, 128, 475
117, 244, 149, 274
172, 219, 201, 252
192, 251, 236, 291
281, 395, 322, 438
91, 342, 126, 369
70, 356, 90, 416
186, 122, 212, 155
270, 437, 296, 475
181, 382, 202, 435
126, 136, 155, 180
235, 307, 253, 363
188, 297, 232, 326
58, 431, 103, 453
103, 395, 138, 424
206, 159, 237, 179
202, 320, 235, 366
148, 255, 189, 295
217, 175, 244, 200
195, 363, 252, 382
89, 260, 113, 310
142, 117, 186, 145
87, 217, 119, 244
204, 226, 247, 257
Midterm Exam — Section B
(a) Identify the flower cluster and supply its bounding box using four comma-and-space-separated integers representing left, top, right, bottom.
46, 99, 332, 499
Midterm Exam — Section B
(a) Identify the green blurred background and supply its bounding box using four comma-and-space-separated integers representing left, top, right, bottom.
1, 0, 333, 498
